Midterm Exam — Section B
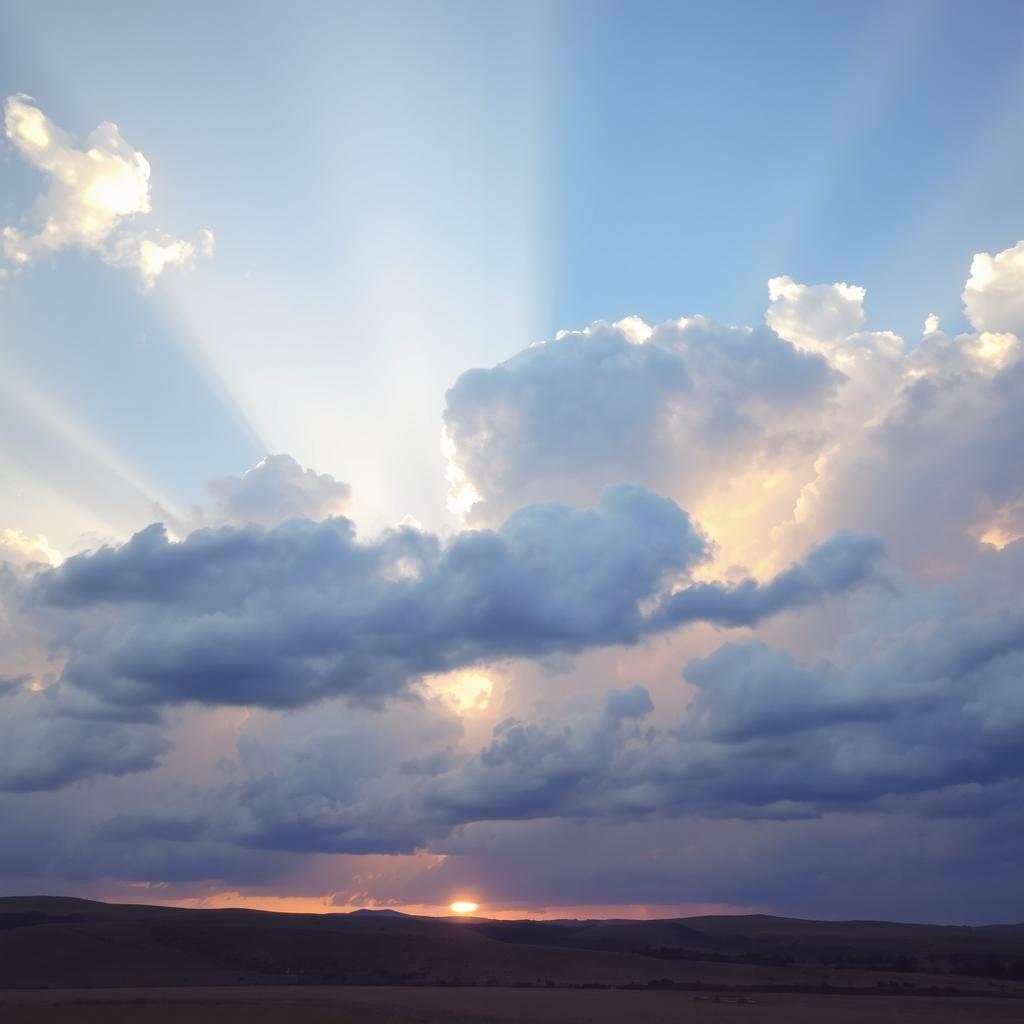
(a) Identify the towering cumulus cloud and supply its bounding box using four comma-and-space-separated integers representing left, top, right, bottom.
443, 315, 839, 536
444, 242, 1024, 577
2, 94, 213, 286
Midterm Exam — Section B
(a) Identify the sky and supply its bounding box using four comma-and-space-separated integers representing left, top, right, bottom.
1, 0, 1024, 923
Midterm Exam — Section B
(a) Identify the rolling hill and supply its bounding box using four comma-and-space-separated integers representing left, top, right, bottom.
1, 897, 1022, 995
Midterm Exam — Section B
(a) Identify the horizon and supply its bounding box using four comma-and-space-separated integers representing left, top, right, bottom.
9, 893, 1024, 929
2, 0, 1024, 931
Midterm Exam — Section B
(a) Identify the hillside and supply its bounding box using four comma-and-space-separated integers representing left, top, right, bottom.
1, 897, 1022, 995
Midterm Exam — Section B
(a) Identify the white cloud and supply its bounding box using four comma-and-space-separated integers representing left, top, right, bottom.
206, 453, 351, 527
121, 227, 215, 289
0, 528, 61, 568
445, 241, 1024, 578
442, 313, 839, 575
2, 94, 212, 287
765, 275, 866, 352
963, 238, 1024, 335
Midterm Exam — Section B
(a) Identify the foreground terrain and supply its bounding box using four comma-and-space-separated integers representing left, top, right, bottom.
1, 897, 1023, 1021
2, 986, 1023, 1024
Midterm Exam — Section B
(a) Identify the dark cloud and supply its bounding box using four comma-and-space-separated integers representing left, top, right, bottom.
0, 687, 168, 793
0, 533, 1019, 917
28, 485, 878, 716
0, 673, 29, 695
182, 542, 1024, 855
397, 812, 1024, 924
437, 547, 1024, 827
648, 530, 884, 630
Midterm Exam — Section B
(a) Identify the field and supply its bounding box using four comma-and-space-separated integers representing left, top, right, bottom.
2, 985, 1023, 1024
3, 898, 1024, 1022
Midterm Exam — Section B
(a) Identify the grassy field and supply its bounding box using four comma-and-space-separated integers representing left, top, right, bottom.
1, 985, 1022, 1023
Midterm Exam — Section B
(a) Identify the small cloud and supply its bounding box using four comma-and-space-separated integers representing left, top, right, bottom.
2, 93, 212, 287
0, 527, 62, 567
766, 275, 866, 351
208, 454, 351, 527
963, 239, 1024, 336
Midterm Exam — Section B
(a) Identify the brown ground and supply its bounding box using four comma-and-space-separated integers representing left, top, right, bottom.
1, 985, 1022, 1024
3, 898, 1022, 996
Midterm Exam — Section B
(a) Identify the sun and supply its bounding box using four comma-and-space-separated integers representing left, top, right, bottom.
449, 901, 478, 915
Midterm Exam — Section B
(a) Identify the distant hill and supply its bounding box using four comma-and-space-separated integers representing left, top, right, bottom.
1, 896, 1022, 994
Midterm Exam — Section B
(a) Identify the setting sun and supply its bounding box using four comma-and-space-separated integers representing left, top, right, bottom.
449, 901, 478, 915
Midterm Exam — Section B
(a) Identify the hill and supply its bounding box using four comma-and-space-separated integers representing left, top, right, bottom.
1, 896, 1023, 995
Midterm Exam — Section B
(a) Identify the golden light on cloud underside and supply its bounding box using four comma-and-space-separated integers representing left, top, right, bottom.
449, 901, 478, 914
426, 670, 493, 713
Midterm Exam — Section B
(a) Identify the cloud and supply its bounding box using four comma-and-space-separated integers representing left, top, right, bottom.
0, 528, 61, 568
0, 674, 29, 696
2, 94, 212, 286
434, 549, 1024, 840
0, 686, 168, 792
2, 233, 1023, 917
23, 484, 876, 717
221, 698, 464, 855
963, 238, 1024, 336
196, 540, 1024, 853
765, 275, 866, 351
443, 314, 838, 526
120, 226, 216, 289
145, 536, 1024, 856
655, 557, 1024, 818
790, 325, 1024, 571
647, 530, 884, 630
390, 811, 1024, 923
207, 454, 352, 526
442, 246, 1024, 578
422, 686, 657, 826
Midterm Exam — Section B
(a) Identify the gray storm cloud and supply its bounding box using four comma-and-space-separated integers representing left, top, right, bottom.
23, 485, 878, 719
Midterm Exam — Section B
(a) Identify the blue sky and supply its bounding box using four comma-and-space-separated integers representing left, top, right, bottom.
2, 2, 1024, 920
3, 0, 1024, 541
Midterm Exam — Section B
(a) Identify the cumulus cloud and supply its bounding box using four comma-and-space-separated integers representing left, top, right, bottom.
0, 528, 61, 568
789, 324, 1024, 571
2, 94, 212, 286
22, 485, 877, 718
444, 240, 1024, 578
443, 314, 838, 533
765, 275, 867, 351
207, 454, 352, 526
963, 238, 1024, 335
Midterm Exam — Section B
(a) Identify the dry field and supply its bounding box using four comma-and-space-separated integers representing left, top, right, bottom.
1, 986, 1022, 1024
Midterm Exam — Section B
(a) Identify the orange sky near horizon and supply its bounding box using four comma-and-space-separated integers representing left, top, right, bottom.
112, 890, 754, 921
